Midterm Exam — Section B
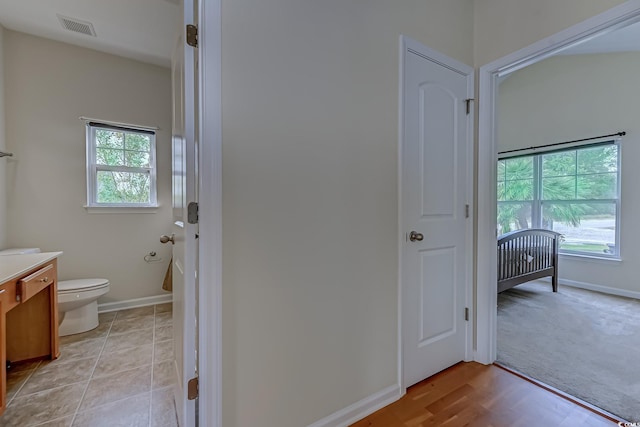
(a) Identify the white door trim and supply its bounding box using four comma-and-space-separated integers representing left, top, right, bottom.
197, 1, 222, 426
398, 35, 474, 392
476, 0, 640, 365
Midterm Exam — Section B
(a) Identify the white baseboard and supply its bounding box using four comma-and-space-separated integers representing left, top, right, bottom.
539, 276, 640, 300
306, 385, 402, 427
558, 278, 640, 300
98, 294, 172, 313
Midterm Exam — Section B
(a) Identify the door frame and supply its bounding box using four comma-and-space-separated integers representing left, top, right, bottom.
476, 0, 640, 364
196, 0, 222, 426
397, 35, 475, 392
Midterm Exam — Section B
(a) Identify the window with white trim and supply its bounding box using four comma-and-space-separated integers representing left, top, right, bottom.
86, 122, 157, 207
497, 142, 620, 258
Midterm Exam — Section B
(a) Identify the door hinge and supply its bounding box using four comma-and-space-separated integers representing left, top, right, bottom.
188, 202, 199, 224
464, 307, 470, 321
186, 24, 198, 48
187, 376, 199, 400
465, 98, 474, 115
465, 204, 470, 218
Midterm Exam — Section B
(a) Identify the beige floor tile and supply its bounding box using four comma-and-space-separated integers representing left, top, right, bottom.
151, 387, 178, 427
152, 360, 175, 390
155, 303, 172, 314
72, 393, 150, 427
93, 344, 153, 378
115, 306, 155, 320
7, 359, 41, 373
60, 321, 112, 346
6, 369, 33, 403
98, 312, 117, 323
33, 416, 74, 426
154, 339, 173, 363
18, 357, 95, 396
110, 315, 155, 334
0, 304, 182, 426
0, 303, 171, 426
103, 328, 154, 353
0, 383, 85, 426
155, 312, 173, 327
155, 324, 173, 341
59, 338, 105, 362
79, 365, 151, 411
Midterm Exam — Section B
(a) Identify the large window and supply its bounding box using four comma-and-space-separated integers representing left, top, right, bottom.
498, 143, 620, 257
86, 122, 157, 208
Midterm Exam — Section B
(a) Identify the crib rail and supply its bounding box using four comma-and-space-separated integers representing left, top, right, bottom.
497, 229, 561, 293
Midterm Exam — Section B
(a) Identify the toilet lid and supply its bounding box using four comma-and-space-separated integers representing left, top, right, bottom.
58, 278, 109, 293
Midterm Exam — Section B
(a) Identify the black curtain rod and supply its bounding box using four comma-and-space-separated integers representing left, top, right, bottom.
497, 131, 626, 156
88, 121, 156, 135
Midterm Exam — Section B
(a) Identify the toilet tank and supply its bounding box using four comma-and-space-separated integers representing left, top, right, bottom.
0, 248, 41, 255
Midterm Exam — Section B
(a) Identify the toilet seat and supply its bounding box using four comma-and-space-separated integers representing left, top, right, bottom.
58, 278, 110, 294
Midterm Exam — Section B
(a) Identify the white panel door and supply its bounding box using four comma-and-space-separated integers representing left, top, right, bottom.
401, 37, 472, 388
169, 0, 198, 425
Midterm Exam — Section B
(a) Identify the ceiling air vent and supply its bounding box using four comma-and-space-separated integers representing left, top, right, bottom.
57, 15, 97, 37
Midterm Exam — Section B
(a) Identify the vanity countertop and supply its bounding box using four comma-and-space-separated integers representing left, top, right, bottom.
0, 252, 63, 284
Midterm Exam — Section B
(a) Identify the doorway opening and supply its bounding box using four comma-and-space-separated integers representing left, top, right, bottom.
478, 2, 640, 422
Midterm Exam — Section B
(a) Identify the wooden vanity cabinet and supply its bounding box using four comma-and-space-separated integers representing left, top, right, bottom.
0, 280, 14, 416
0, 259, 60, 415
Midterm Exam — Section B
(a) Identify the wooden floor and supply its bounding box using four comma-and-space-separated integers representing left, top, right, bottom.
351, 362, 619, 427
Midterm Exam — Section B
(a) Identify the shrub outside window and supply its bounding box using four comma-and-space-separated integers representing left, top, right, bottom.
497, 143, 620, 258
86, 123, 157, 207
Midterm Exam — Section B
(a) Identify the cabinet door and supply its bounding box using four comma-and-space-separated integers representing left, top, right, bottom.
6, 260, 59, 362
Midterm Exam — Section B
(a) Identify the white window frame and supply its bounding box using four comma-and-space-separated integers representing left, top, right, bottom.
498, 141, 621, 259
86, 122, 158, 209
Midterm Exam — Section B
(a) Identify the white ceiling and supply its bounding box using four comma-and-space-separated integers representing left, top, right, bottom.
0, 0, 179, 67
1, 2, 639, 65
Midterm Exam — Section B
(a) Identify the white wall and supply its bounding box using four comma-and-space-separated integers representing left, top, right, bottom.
473, 0, 627, 66
0, 25, 6, 248
4, 31, 173, 303
220, 0, 473, 426
497, 53, 640, 294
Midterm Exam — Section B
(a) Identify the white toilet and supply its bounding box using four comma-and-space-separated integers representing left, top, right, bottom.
0, 248, 110, 336
57, 278, 110, 336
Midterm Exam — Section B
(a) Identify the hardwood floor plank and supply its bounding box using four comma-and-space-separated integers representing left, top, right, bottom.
350, 363, 619, 427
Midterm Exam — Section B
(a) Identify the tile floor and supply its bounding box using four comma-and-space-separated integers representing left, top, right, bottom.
0, 303, 178, 427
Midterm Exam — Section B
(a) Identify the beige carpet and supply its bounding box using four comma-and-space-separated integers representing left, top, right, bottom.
497, 281, 640, 422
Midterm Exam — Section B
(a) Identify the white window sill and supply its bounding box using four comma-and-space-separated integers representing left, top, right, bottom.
84, 205, 159, 214
559, 252, 622, 264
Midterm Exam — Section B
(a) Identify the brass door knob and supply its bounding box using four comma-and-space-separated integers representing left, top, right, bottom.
160, 234, 175, 245
409, 231, 424, 242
